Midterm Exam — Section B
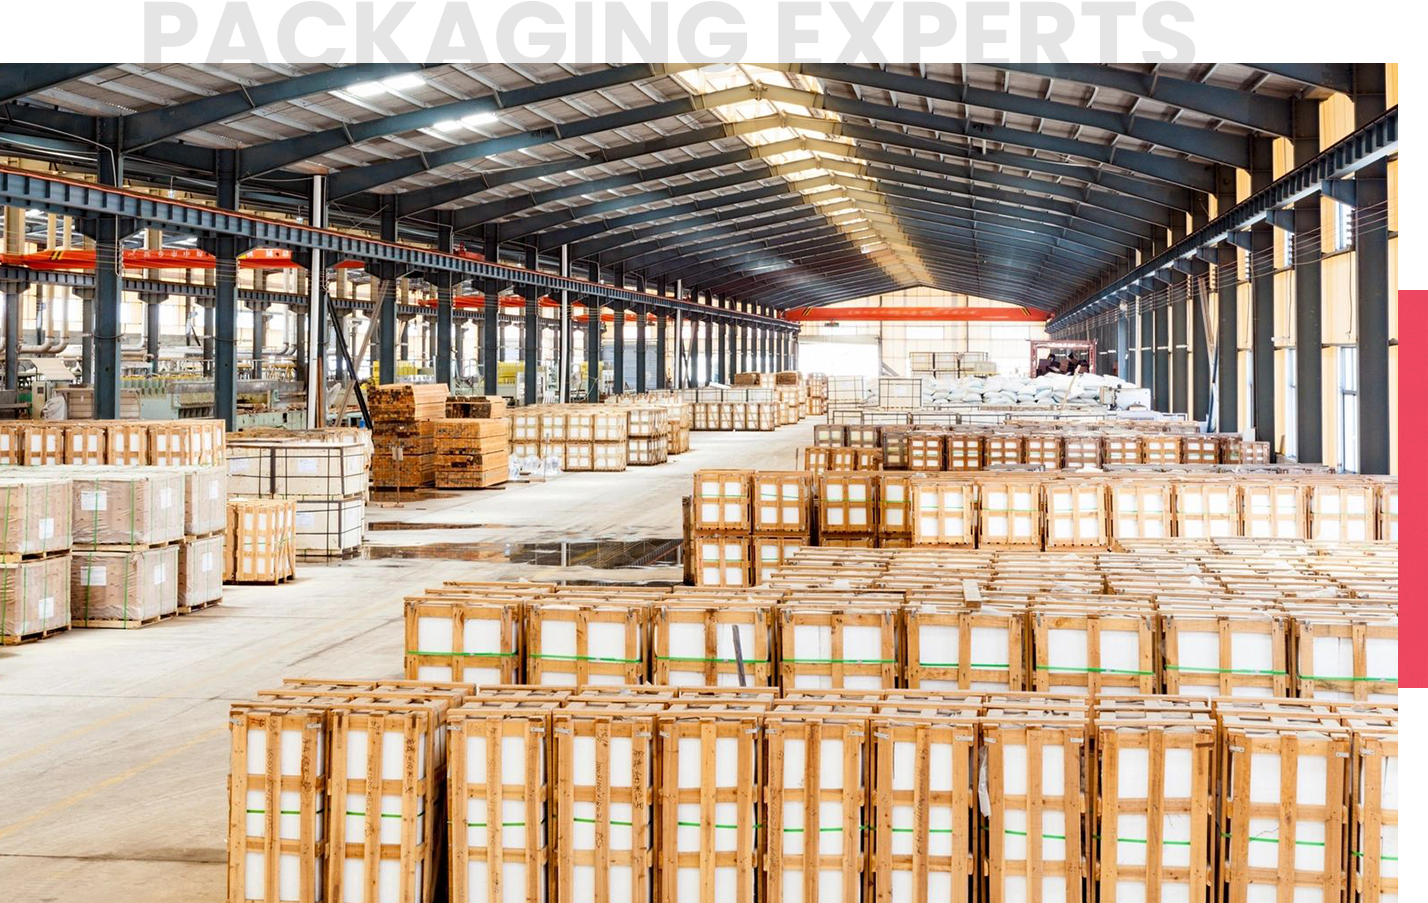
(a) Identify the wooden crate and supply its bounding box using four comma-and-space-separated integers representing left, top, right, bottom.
1044, 479, 1109, 548
945, 433, 983, 471
447, 699, 555, 903
1142, 435, 1182, 465
1182, 435, 1220, 464
802, 446, 831, 474
846, 426, 881, 449
1173, 479, 1241, 538
869, 710, 978, 903
911, 479, 976, 547
904, 604, 1026, 691
813, 424, 847, 447
226, 700, 328, 903
877, 474, 914, 544
63, 423, 107, 464
762, 712, 870, 903
752, 472, 813, 534
651, 599, 774, 687
817, 472, 878, 537
1349, 728, 1398, 903
1218, 716, 1350, 903
551, 704, 660, 903
1241, 481, 1307, 539
981, 711, 1091, 903
1103, 435, 1143, 465
1306, 480, 1377, 542
656, 710, 762, 903
1290, 614, 1398, 702
226, 499, 296, 584
690, 535, 752, 588
1160, 608, 1291, 697
751, 535, 805, 586
777, 604, 900, 690
1062, 435, 1100, 469
1025, 434, 1063, 470
693, 471, 751, 532
907, 431, 944, 471
826, 446, 882, 471
21, 424, 64, 465
880, 426, 911, 470
975, 476, 1045, 550
1376, 479, 1397, 541
985, 435, 1024, 467
1093, 711, 1215, 903
526, 601, 648, 686
403, 598, 521, 685
1031, 604, 1158, 695
1109, 480, 1174, 542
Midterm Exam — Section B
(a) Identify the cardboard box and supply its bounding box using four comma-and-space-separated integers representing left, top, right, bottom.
0, 477, 72, 555
71, 545, 179, 626
177, 533, 223, 611
0, 554, 71, 642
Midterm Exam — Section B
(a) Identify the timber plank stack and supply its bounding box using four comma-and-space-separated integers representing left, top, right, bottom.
433, 417, 510, 488
368, 383, 447, 489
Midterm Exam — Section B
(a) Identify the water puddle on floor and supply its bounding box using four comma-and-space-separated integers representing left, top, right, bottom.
369, 489, 460, 503
360, 537, 683, 568
367, 522, 499, 531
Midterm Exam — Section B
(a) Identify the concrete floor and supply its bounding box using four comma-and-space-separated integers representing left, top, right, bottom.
0, 423, 808, 903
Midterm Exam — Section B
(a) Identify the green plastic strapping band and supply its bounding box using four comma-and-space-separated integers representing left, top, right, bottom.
1221, 832, 1325, 847
1348, 851, 1428, 862
785, 658, 897, 665
657, 655, 771, 664
247, 809, 302, 816
675, 821, 756, 830
1165, 666, 1287, 675
783, 825, 870, 833
1036, 665, 1154, 676
572, 816, 633, 827
1298, 674, 1396, 682
407, 650, 517, 658
345, 811, 409, 819
891, 827, 958, 834
1004, 829, 1067, 840
529, 653, 643, 664
468, 821, 527, 828
1092, 834, 1191, 846
918, 662, 1010, 669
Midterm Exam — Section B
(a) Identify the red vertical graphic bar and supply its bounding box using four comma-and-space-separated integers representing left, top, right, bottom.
1398, 290, 1422, 687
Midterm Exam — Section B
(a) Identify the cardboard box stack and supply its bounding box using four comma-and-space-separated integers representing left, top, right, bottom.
70, 470, 185, 628
368, 384, 447, 489
0, 477, 73, 644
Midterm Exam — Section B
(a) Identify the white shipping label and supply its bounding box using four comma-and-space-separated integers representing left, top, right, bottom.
80, 566, 107, 586
80, 490, 108, 511
296, 458, 318, 475
153, 563, 167, 586
296, 512, 316, 528
38, 597, 55, 619
200, 551, 214, 573
208, 481, 220, 500
230, 458, 251, 473
38, 517, 55, 540
160, 488, 173, 509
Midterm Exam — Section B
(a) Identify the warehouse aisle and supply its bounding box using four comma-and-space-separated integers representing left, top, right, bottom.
0, 423, 808, 903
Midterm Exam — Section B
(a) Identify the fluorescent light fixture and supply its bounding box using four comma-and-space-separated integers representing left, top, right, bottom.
433, 120, 465, 133
382, 73, 426, 91
461, 111, 500, 128
346, 81, 386, 98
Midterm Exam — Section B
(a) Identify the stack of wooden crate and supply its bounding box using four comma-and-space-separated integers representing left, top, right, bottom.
368, 383, 447, 488
749, 472, 812, 582
224, 498, 295, 584
627, 405, 669, 465
227, 429, 368, 559
433, 417, 510, 488
688, 470, 752, 588
0, 476, 73, 645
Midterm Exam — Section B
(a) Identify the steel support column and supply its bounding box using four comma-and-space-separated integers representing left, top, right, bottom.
141, 293, 163, 375
1153, 303, 1169, 411
435, 214, 454, 387
523, 247, 539, 404
1216, 244, 1238, 432
612, 302, 625, 394
1354, 164, 1390, 471
92, 121, 128, 419
1293, 100, 1323, 462
635, 300, 648, 394
1115, 309, 1131, 379
250, 302, 267, 380
586, 261, 601, 402
655, 282, 668, 390
1171, 280, 1189, 414
376, 206, 398, 384
304, 175, 326, 428
718, 311, 728, 384
1, 282, 19, 390
1191, 275, 1210, 422
482, 230, 499, 395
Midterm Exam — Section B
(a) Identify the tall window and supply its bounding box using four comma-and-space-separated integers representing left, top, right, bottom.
1334, 201, 1354, 252
1283, 348, 1298, 460
1339, 346, 1359, 473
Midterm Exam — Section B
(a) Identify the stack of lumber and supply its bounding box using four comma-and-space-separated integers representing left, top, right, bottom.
732, 371, 775, 387
444, 394, 507, 419
226, 678, 1396, 903
433, 417, 510, 488
368, 384, 447, 488
228, 428, 369, 559
225, 498, 295, 584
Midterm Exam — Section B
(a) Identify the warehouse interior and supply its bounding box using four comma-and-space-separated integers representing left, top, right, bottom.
0, 63, 1398, 903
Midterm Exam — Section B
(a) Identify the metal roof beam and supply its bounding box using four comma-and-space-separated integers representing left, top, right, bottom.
611, 206, 824, 268
1247, 64, 1355, 94
988, 63, 1294, 136
784, 62, 1251, 167
0, 64, 114, 105
566, 193, 805, 258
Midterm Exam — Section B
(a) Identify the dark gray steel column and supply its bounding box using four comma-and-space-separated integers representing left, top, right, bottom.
586, 261, 601, 402
1139, 301, 1153, 393
250, 302, 267, 380
1215, 167, 1240, 432
143, 294, 164, 375
1171, 280, 1189, 414
655, 278, 668, 390
718, 308, 728, 384
434, 214, 454, 387
1115, 308, 1131, 380
523, 247, 539, 404
1153, 302, 1170, 412
482, 230, 499, 395
635, 304, 648, 394
93, 120, 127, 419
1191, 275, 1210, 422
1293, 99, 1323, 462
611, 302, 625, 394
1, 278, 21, 390
293, 308, 307, 386
376, 206, 398, 384
1249, 138, 1277, 450
1355, 169, 1390, 472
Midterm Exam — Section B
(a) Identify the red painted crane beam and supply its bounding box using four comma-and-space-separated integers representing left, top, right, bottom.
784, 306, 1050, 322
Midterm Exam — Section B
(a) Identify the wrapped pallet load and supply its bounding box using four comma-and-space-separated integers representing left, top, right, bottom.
0, 476, 73, 644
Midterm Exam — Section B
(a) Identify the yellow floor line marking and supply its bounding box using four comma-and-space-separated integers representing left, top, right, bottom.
0, 592, 403, 771
0, 725, 228, 841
